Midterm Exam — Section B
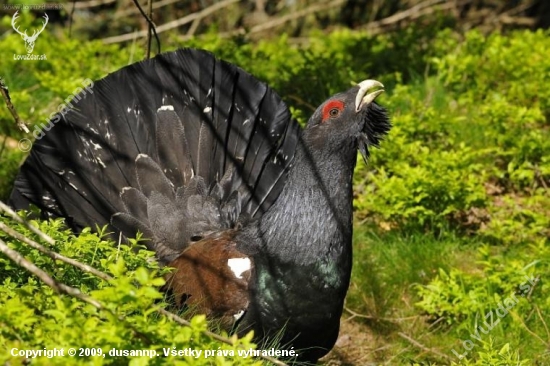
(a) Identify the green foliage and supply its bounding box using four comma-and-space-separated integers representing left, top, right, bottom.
0, 214, 261, 365
451, 339, 530, 366
1, 20, 549, 365
0, 30, 136, 140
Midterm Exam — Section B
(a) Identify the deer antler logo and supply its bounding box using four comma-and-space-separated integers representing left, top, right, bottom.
12, 11, 49, 54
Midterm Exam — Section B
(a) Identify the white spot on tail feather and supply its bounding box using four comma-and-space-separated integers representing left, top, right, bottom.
96, 157, 106, 168
203, 106, 212, 113
136, 153, 149, 162
158, 105, 174, 111
227, 257, 251, 279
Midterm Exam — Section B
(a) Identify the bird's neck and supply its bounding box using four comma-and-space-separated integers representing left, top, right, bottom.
254, 133, 358, 265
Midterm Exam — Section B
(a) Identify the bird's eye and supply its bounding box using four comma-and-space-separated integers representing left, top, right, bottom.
322, 100, 345, 122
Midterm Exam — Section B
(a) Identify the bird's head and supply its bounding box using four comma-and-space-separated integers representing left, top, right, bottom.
305, 80, 390, 161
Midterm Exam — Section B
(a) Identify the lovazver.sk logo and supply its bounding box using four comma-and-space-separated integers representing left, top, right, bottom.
12, 11, 48, 60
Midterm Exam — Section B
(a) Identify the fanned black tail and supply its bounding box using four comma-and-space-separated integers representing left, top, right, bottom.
9, 48, 300, 260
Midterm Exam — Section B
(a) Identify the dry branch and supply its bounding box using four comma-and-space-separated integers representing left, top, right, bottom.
362, 0, 472, 34
102, 0, 239, 44
0, 221, 112, 282
129, 0, 160, 57
0, 78, 29, 134
116, 0, 182, 18
0, 201, 55, 245
397, 332, 451, 360
0, 238, 103, 308
212, 0, 346, 40
73, 0, 117, 9
247, 0, 346, 34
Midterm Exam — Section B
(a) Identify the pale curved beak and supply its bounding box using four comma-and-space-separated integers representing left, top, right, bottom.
355, 80, 384, 112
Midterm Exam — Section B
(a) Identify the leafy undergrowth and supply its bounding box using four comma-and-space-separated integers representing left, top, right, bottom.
0, 213, 265, 365
1, 15, 549, 366
329, 29, 550, 366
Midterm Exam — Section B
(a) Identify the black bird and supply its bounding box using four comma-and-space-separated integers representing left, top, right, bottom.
9, 48, 390, 363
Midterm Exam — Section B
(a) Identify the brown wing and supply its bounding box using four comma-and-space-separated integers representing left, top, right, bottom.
164, 230, 252, 329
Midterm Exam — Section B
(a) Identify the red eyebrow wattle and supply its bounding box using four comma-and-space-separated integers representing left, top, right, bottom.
322, 100, 345, 121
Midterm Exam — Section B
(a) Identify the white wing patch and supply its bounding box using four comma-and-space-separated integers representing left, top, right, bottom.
227, 257, 251, 279
233, 310, 245, 321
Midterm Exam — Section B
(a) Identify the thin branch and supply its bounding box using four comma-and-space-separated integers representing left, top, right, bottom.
0, 238, 153, 345
68, 0, 77, 38
361, 0, 474, 34
102, 0, 239, 44
213, 0, 346, 40
509, 311, 548, 346
527, 275, 540, 300
73, 0, 117, 9
0, 238, 103, 308
365, 0, 446, 29
0, 78, 29, 134
0, 201, 55, 245
534, 305, 550, 343
116, 0, 183, 18
397, 332, 451, 360
147, 0, 153, 58
247, 0, 346, 34
186, 17, 202, 38
130, 0, 161, 57
344, 306, 418, 323
0, 221, 112, 282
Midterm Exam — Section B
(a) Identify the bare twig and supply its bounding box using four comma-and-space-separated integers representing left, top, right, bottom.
0, 221, 112, 282
527, 274, 540, 300
0, 78, 29, 133
73, 0, 117, 9
0, 201, 55, 245
344, 306, 418, 323
102, 0, 239, 44
68, 0, 76, 38
115, 0, 182, 18
147, 0, 153, 58
213, 0, 346, 40
365, 0, 473, 34
397, 332, 451, 360
509, 310, 548, 346
0, 238, 153, 345
0, 238, 103, 308
186, 17, 202, 38
534, 305, 550, 342
247, 0, 345, 34
364, 0, 447, 29
130, 0, 161, 57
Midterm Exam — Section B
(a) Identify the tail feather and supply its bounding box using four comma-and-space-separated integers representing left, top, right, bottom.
120, 187, 148, 223
9, 48, 300, 255
135, 154, 174, 198
155, 108, 194, 187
